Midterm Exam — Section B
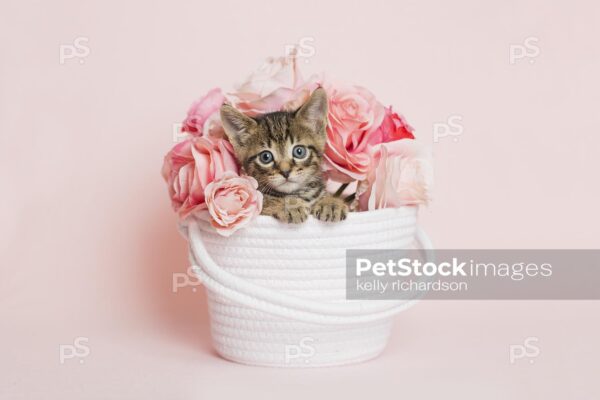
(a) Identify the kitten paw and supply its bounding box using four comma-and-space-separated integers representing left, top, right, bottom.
274, 204, 310, 224
312, 196, 349, 222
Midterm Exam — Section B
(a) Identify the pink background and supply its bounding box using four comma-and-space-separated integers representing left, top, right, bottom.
1, 0, 599, 398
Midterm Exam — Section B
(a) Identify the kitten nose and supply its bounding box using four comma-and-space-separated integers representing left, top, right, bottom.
280, 170, 290, 179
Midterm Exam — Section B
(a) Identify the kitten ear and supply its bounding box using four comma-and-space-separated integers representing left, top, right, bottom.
220, 104, 257, 146
295, 88, 328, 133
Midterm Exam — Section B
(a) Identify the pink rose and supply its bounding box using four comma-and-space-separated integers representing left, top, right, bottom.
161, 137, 239, 218
358, 140, 432, 211
321, 82, 385, 182
205, 172, 263, 237
226, 49, 319, 116
182, 88, 226, 139
368, 106, 415, 145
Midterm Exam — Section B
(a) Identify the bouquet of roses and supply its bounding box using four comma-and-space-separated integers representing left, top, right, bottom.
162, 50, 432, 236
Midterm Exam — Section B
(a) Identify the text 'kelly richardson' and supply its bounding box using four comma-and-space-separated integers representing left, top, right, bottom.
345, 249, 600, 300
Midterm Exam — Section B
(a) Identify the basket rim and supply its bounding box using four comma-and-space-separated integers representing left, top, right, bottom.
191, 205, 418, 228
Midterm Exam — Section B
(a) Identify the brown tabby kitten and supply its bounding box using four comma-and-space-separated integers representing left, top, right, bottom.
220, 88, 348, 223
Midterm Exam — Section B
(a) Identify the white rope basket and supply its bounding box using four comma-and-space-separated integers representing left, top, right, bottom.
183, 207, 433, 367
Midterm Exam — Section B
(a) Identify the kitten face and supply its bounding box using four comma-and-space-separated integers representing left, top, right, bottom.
239, 112, 324, 193
221, 88, 328, 194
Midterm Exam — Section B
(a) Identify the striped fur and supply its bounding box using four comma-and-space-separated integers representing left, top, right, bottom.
220, 89, 349, 223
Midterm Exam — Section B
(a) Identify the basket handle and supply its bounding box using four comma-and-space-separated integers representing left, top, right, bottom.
188, 220, 434, 325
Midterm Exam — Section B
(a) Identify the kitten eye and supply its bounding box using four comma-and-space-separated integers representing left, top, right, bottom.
258, 151, 274, 164
292, 145, 308, 159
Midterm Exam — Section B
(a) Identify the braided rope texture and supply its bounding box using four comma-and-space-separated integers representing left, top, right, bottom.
186, 207, 419, 367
